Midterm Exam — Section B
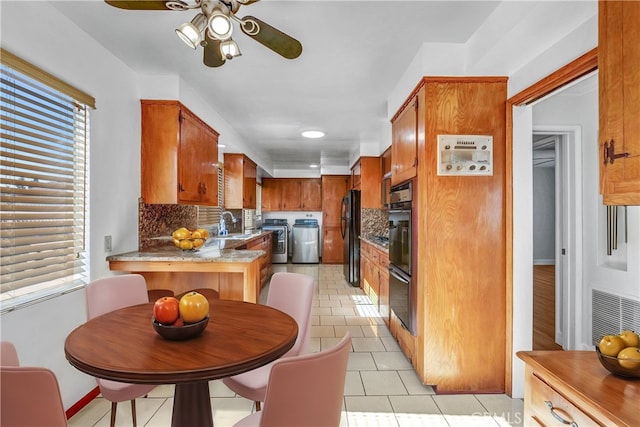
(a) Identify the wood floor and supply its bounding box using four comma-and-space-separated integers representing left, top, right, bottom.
533, 265, 563, 351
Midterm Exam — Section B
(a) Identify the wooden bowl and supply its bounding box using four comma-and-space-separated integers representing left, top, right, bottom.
596, 346, 640, 378
152, 316, 209, 341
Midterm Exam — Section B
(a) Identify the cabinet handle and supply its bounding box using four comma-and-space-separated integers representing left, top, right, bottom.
201, 183, 207, 194
179, 183, 185, 192
544, 401, 578, 427
603, 139, 630, 165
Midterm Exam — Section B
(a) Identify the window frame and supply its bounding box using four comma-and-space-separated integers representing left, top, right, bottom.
1, 49, 94, 313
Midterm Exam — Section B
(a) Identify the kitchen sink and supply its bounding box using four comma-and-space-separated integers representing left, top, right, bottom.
214, 233, 253, 239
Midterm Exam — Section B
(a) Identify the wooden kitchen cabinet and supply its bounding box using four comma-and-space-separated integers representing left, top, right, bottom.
351, 159, 361, 189
301, 178, 322, 210
321, 175, 349, 264
391, 94, 418, 186
356, 156, 382, 208
141, 100, 219, 205
245, 233, 272, 290
392, 77, 507, 393
360, 240, 389, 325
280, 179, 302, 210
261, 178, 322, 211
261, 178, 282, 211
224, 153, 257, 209
381, 146, 392, 176
518, 351, 640, 427
599, 0, 640, 205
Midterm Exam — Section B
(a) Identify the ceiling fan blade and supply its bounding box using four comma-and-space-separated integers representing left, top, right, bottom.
104, 1, 176, 10
240, 16, 302, 60
203, 35, 226, 68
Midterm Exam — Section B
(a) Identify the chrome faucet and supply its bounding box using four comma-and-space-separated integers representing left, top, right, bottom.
219, 211, 238, 236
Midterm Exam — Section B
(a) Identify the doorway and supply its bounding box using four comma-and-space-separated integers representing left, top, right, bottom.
532, 133, 563, 350
531, 69, 597, 350
530, 127, 586, 351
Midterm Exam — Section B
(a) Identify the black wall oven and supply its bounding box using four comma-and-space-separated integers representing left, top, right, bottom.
388, 181, 416, 335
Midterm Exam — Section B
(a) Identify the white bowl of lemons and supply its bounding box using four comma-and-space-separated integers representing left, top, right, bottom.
172, 227, 209, 251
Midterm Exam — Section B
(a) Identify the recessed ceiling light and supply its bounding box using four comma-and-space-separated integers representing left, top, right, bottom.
309, 164, 319, 168
301, 130, 325, 139
217, 143, 226, 148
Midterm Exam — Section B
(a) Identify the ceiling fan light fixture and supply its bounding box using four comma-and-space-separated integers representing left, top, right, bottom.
301, 130, 325, 139
175, 13, 206, 49
208, 10, 233, 40
220, 39, 242, 59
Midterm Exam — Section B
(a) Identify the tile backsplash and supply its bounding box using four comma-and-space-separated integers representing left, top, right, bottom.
138, 200, 246, 250
138, 199, 197, 251
361, 208, 388, 238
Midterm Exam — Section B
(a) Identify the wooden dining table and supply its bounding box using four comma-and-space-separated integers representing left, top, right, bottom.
65, 299, 298, 427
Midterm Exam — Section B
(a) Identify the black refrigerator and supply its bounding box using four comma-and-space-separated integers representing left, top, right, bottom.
341, 189, 361, 287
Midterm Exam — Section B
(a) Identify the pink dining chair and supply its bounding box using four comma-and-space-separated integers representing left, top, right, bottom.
223, 271, 315, 410
233, 332, 352, 427
1, 341, 68, 427
1, 341, 19, 366
85, 274, 156, 427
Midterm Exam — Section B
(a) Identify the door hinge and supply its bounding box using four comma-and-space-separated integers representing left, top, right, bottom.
603, 140, 630, 165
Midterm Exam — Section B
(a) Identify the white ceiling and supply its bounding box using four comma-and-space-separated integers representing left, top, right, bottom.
50, 0, 503, 175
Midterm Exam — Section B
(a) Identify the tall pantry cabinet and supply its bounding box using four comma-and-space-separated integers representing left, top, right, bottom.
391, 77, 507, 393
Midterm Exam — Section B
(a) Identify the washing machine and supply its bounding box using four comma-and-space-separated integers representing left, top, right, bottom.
291, 219, 319, 263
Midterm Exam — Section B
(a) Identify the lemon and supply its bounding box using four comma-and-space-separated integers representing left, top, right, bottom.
179, 239, 193, 250
195, 228, 210, 239
173, 238, 181, 248
191, 230, 203, 239
172, 227, 191, 240
193, 238, 205, 249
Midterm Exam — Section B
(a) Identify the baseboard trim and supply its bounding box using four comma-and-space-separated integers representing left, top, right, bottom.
66, 386, 100, 420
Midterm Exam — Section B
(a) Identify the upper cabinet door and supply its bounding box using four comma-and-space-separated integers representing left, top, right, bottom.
391, 95, 418, 186
141, 100, 219, 206
224, 153, 256, 209
261, 178, 282, 211
301, 178, 322, 210
599, 0, 640, 205
280, 179, 302, 210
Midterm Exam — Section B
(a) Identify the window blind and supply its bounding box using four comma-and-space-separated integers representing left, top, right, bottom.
1, 60, 90, 303
198, 164, 223, 227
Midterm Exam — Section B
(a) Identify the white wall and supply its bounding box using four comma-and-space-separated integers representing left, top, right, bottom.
533, 79, 640, 349
533, 167, 556, 263
0, 1, 143, 408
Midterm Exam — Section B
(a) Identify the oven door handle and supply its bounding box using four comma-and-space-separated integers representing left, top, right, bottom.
388, 266, 410, 284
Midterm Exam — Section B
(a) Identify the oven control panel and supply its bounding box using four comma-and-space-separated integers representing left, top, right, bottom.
437, 135, 493, 176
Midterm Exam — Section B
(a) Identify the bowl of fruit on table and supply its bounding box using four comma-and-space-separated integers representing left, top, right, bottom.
596, 330, 640, 378
172, 227, 209, 251
152, 291, 210, 341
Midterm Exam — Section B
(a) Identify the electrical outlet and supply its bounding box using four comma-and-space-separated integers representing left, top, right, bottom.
104, 235, 112, 252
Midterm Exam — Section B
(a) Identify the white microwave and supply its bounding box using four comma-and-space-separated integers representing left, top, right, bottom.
437, 135, 493, 176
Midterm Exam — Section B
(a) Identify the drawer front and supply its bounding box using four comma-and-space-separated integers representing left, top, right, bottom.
528, 373, 601, 427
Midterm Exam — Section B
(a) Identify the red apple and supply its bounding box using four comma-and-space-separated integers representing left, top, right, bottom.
617, 347, 640, 369
153, 297, 180, 325
179, 292, 209, 323
598, 334, 626, 357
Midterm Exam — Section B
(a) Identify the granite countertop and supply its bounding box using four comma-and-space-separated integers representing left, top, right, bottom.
360, 235, 389, 252
107, 231, 273, 263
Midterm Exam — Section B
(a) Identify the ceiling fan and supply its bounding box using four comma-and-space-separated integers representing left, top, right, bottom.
105, 0, 303, 67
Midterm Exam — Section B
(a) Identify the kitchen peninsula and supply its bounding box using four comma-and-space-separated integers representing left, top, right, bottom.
106, 232, 272, 303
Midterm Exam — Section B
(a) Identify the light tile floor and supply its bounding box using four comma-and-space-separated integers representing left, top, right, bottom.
68, 264, 524, 427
